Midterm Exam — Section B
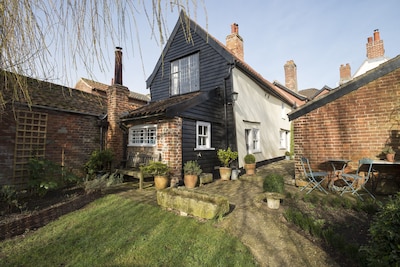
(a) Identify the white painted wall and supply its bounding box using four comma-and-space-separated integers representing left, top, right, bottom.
232, 68, 292, 167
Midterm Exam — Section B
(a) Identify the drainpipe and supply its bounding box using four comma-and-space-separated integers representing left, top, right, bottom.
224, 62, 235, 149
97, 113, 108, 151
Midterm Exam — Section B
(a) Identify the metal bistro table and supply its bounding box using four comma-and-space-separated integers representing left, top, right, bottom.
369, 160, 400, 192
327, 159, 351, 190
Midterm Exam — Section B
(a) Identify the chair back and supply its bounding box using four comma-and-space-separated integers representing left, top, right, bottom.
356, 158, 374, 184
300, 157, 312, 177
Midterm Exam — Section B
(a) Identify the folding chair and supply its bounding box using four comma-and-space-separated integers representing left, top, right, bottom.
300, 157, 329, 194
340, 158, 376, 200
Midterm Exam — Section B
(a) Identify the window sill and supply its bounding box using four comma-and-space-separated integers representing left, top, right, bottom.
194, 147, 216, 151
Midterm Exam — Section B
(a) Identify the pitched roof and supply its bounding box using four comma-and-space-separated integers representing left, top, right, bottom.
2, 71, 107, 116
121, 90, 214, 122
288, 54, 400, 121
76, 78, 150, 102
146, 11, 304, 107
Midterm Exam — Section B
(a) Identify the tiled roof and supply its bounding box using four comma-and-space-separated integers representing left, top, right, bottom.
2, 71, 107, 116
78, 78, 150, 102
298, 88, 320, 99
121, 91, 205, 120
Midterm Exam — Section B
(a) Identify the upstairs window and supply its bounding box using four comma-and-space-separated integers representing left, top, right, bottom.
171, 53, 200, 95
129, 125, 157, 147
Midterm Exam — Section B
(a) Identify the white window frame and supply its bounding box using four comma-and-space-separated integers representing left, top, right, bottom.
171, 53, 200, 96
128, 124, 157, 147
280, 129, 290, 150
196, 121, 211, 150
245, 128, 261, 154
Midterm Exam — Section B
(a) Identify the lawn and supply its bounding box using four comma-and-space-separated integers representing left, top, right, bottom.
0, 194, 256, 266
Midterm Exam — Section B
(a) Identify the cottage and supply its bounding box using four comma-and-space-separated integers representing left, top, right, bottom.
119, 11, 305, 182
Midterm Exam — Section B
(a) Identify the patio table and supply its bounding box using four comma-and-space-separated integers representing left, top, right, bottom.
327, 159, 350, 190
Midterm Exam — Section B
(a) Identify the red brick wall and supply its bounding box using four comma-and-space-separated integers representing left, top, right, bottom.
293, 67, 400, 178
0, 106, 101, 186
106, 84, 130, 168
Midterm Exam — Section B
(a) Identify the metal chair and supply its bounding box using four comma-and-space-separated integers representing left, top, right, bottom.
340, 158, 376, 200
300, 157, 329, 194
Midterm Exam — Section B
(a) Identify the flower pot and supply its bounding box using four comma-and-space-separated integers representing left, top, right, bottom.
265, 192, 285, 209
219, 167, 232, 180
244, 163, 256, 175
231, 169, 239, 180
184, 174, 198, 188
386, 153, 395, 162
154, 175, 169, 190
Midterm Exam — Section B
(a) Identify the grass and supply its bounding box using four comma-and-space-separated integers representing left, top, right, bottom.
0, 194, 256, 267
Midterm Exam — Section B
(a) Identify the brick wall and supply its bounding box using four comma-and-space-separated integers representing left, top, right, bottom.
106, 84, 130, 168
157, 117, 183, 180
293, 67, 400, 178
0, 106, 101, 186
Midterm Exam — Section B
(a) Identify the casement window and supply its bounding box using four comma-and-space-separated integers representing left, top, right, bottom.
128, 125, 157, 146
171, 53, 200, 95
196, 121, 211, 149
245, 128, 260, 154
280, 129, 290, 150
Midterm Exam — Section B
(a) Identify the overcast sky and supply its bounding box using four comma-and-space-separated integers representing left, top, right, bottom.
68, 0, 400, 95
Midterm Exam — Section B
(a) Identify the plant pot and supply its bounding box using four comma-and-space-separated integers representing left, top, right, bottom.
219, 167, 232, 181
386, 153, 395, 162
265, 192, 285, 209
244, 163, 256, 175
154, 175, 169, 190
184, 174, 198, 188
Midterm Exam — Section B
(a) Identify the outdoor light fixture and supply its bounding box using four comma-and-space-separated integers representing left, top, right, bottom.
231, 91, 239, 102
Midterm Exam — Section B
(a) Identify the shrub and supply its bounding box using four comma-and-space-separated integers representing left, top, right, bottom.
0, 185, 26, 214
361, 192, 400, 266
217, 147, 238, 167
263, 174, 284, 194
28, 157, 80, 197
84, 149, 114, 176
244, 154, 256, 164
183, 161, 202, 176
140, 161, 169, 176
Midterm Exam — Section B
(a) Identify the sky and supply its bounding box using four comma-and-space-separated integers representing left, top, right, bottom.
63, 0, 400, 95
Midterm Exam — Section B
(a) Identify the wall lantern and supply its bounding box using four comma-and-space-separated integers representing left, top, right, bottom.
231, 91, 239, 103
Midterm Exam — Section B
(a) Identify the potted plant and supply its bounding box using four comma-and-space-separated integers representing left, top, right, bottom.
140, 161, 170, 189
183, 160, 202, 188
244, 154, 256, 175
382, 146, 396, 162
263, 173, 285, 209
217, 147, 238, 180
285, 151, 291, 160
84, 149, 114, 178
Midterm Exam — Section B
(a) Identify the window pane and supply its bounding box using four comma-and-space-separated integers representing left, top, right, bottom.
170, 53, 199, 95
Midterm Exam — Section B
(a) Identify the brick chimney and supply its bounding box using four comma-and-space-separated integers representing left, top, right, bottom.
114, 47, 123, 85
339, 63, 351, 85
107, 47, 130, 167
226, 23, 244, 60
366, 29, 385, 59
284, 60, 298, 92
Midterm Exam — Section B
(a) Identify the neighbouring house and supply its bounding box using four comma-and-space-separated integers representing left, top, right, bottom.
0, 48, 149, 187
288, 54, 400, 192
339, 29, 389, 85
119, 11, 305, 181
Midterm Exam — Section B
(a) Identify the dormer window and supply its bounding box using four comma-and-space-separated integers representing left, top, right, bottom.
170, 53, 200, 95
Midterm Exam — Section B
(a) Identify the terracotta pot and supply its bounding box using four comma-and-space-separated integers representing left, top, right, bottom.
154, 175, 169, 190
184, 174, 198, 188
386, 153, 395, 162
244, 163, 256, 175
219, 167, 232, 180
